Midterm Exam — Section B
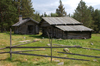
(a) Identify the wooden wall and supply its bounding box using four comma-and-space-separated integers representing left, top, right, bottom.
42, 26, 67, 39
14, 20, 39, 34
41, 26, 91, 39
67, 32, 91, 39
40, 20, 91, 39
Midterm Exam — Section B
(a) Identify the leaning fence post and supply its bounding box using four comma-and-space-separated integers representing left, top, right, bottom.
47, 32, 52, 62
10, 28, 12, 60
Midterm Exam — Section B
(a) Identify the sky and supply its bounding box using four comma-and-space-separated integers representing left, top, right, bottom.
32, 0, 100, 15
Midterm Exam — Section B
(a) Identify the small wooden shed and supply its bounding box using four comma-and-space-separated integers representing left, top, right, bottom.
12, 15, 39, 34
39, 17, 93, 39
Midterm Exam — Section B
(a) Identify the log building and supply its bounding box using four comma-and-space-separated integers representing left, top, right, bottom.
39, 17, 93, 39
12, 15, 39, 34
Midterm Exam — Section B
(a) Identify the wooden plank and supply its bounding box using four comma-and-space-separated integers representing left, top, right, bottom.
53, 44, 100, 51
0, 47, 7, 50
11, 50, 43, 53
6, 46, 82, 48
47, 32, 51, 45
12, 52, 90, 61
0, 52, 9, 54
58, 52, 100, 58
50, 34, 52, 62
82, 47, 100, 51
0, 41, 36, 50
47, 31, 52, 62
10, 28, 12, 60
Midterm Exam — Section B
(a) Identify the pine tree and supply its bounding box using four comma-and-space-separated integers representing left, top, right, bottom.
20, 0, 35, 18
88, 6, 94, 17
43, 12, 48, 17
0, 0, 35, 32
0, 0, 17, 32
14, 0, 35, 18
40, 14, 44, 20
50, 13, 58, 17
73, 0, 93, 28
56, 0, 67, 17
13, 0, 21, 15
93, 9, 100, 33
33, 12, 41, 22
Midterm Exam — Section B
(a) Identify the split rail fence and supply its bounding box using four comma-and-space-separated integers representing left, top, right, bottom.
0, 28, 100, 62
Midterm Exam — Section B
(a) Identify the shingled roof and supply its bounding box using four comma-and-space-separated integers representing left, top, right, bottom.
42, 17, 83, 25
56, 25, 93, 31
12, 18, 39, 26
41, 17, 93, 32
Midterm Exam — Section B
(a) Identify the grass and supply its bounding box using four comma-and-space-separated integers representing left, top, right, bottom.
0, 32, 100, 66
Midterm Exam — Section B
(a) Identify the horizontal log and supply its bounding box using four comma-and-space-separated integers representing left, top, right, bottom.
12, 52, 90, 61
6, 46, 82, 48
11, 50, 44, 53
58, 52, 100, 58
0, 41, 37, 50
82, 47, 100, 51
0, 52, 9, 54
0, 47, 7, 50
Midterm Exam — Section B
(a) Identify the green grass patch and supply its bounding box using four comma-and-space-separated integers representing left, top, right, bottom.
0, 32, 100, 66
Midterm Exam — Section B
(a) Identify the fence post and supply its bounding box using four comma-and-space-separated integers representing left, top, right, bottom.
10, 28, 12, 60
47, 32, 52, 62
50, 34, 52, 62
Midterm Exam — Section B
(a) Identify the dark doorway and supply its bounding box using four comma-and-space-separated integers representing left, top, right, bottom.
28, 25, 33, 34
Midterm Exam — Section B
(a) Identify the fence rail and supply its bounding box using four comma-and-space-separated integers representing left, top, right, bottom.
0, 47, 7, 50
0, 52, 9, 54
82, 47, 100, 51
58, 52, 100, 58
6, 46, 82, 48
12, 52, 90, 61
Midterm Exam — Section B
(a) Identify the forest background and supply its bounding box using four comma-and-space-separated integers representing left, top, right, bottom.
0, 0, 100, 33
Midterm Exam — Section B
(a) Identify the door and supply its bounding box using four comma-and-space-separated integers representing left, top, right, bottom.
28, 25, 33, 34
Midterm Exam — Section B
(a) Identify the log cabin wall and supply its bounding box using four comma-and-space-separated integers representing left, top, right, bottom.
67, 31, 91, 39
41, 25, 91, 39
14, 21, 39, 34
40, 20, 67, 39
41, 20, 51, 36
40, 17, 93, 39
14, 26, 19, 34
41, 25, 67, 39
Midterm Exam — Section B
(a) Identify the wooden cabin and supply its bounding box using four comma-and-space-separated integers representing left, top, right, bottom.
39, 17, 93, 39
12, 15, 39, 34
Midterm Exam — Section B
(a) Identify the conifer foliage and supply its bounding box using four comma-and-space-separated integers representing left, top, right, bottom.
73, 0, 100, 33
93, 9, 100, 33
0, 0, 100, 33
73, 0, 93, 28
20, 0, 35, 18
56, 0, 67, 17
14, 0, 35, 18
0, 0, 17, 32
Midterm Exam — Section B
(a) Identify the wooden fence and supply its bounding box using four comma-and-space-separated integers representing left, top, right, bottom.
0, 28, 100, 62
